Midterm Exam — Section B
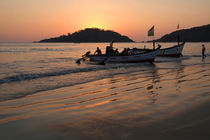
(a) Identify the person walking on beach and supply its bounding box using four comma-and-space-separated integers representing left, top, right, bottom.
202, 44, 206, 58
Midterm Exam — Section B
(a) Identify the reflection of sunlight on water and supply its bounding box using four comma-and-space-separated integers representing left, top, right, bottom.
0, 114, 31, 124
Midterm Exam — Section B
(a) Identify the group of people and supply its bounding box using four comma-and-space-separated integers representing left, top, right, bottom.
94, 40, 141, 56
105, 40, 120, 55
94, 46, 137, 56
94, 40, 119, 56
121, 48, 139, 55
105, 46, 119, 55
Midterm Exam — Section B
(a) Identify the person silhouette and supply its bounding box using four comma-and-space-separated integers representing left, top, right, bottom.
94, 47, 102, 55
202, 44, 206, 58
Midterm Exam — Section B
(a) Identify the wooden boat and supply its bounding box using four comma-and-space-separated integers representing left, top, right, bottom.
84, 46, 161, 64
136, 42, 185, 57
144, 25, 185, 57
158, 42, 185, 57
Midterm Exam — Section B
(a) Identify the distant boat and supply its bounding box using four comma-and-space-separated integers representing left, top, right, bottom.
81, 46, 161, 64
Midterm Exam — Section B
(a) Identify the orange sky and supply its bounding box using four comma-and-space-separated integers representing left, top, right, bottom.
0, 0, 210, 42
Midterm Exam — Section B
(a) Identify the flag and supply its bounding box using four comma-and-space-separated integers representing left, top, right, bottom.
177, 24, 179, 29
148, 26, 154, 36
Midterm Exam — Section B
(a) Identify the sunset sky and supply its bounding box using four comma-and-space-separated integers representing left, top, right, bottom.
0, 0, 210, 42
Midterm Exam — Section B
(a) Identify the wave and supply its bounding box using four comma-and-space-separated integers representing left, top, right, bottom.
0, 48, 67, 53
0, 63, 159, 102
0, 68, 98, 85
1, 60, 209, 102
183, 54, 210, 57
1, 54, 210, 85
30, 48, 66, 52
0, 63, 154, 85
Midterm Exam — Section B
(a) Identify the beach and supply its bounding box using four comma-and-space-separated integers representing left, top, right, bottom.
0, 42, 210, 139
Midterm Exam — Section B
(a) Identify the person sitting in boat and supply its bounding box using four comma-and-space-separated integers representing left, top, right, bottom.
122, 48, 127, 55
126, 48, 131, 55
105, 40, 115, 56
130, 48, 137, 55
106, 43, 115, 55
106, 46, 111, 55
110, 47, 115, 55
94, 47, 102, 55
114, 48, 119, 55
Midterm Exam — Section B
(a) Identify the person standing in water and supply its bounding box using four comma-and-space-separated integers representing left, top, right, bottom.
202, 44, 206, 58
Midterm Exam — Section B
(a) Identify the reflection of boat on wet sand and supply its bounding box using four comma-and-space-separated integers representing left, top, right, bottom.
77, 46, 161, 64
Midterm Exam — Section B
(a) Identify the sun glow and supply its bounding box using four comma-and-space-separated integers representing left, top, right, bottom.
86, 24, 105, 29
0, 0, 210, 42
82, 19, 108, 30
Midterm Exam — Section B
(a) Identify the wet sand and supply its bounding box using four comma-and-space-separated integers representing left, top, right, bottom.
50, 99, 210, 140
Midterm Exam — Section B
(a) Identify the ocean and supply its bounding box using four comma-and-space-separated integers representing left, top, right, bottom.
0, 42, 210, 139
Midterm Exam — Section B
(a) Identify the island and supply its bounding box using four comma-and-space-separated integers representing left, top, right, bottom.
39, 28, 134, 43
156, 24, 210, 42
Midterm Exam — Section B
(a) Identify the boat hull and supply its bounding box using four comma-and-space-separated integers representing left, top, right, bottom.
87, 48, 160, 63
158, 42, 185, 57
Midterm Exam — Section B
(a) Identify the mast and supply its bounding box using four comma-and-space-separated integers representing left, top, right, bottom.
153, 35, 155, 50
177, 24, 180, 45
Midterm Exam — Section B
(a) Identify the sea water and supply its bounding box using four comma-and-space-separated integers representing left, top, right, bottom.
0, 42, 210, 139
